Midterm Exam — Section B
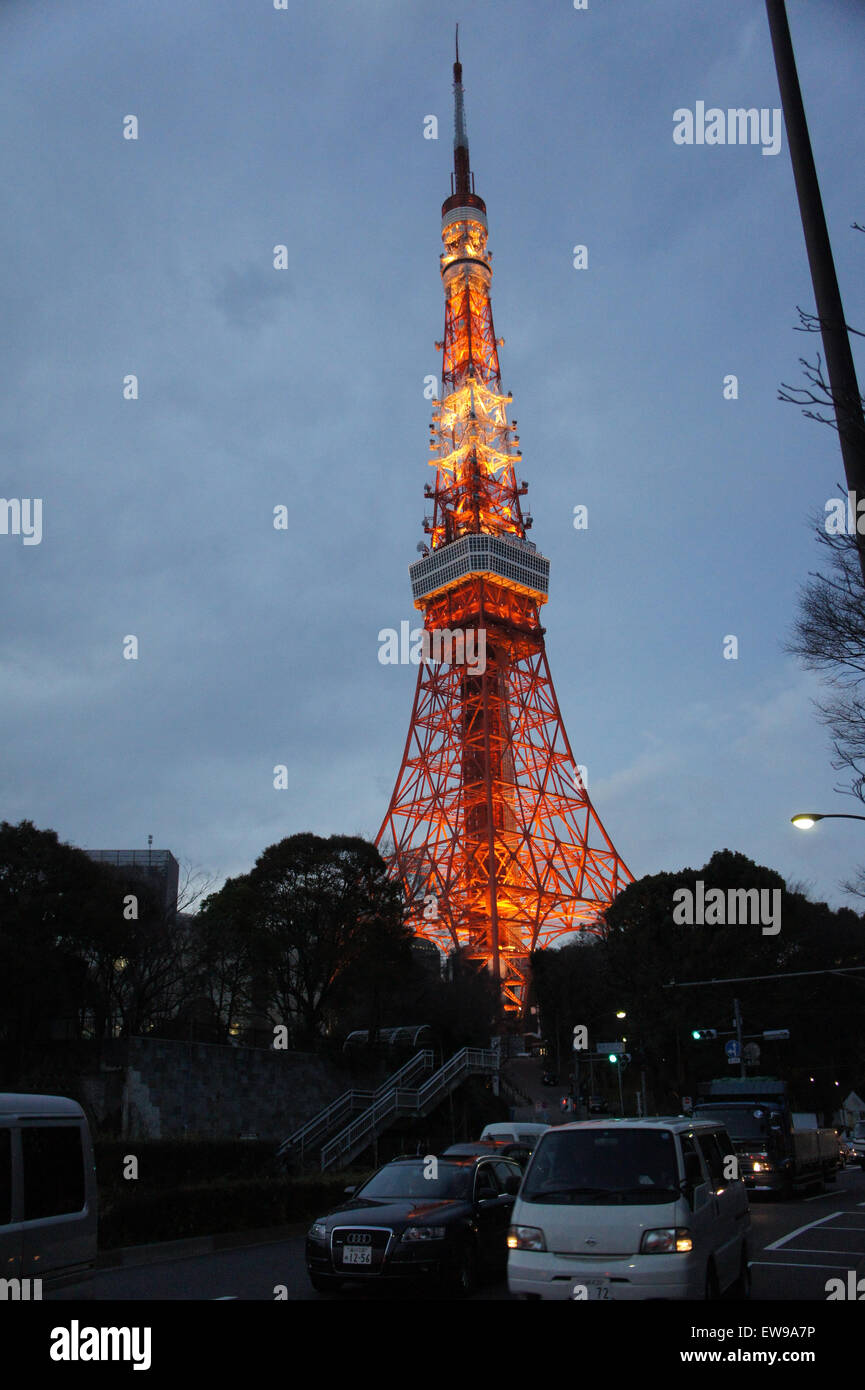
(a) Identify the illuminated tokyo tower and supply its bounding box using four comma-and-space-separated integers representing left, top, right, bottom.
377, 34, 632, 1011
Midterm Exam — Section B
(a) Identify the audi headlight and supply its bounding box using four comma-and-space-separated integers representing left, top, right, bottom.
401, 1225, 446, 1242
507, 1225, 547, 1251
640, 1227, 692, 1254
308, 1220, 327, 1241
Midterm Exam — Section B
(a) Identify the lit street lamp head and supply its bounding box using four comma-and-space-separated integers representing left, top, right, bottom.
791, 814, 822, 829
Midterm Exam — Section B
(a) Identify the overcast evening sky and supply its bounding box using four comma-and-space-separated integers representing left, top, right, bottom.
2, 0, 864, 914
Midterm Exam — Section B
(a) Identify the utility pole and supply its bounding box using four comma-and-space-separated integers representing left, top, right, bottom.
766, 0, 865, 585
733, 998, 745, 1079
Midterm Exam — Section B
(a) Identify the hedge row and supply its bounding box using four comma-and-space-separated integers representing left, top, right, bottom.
98, 1171, 372, 1250
94, 1139, 277, 1194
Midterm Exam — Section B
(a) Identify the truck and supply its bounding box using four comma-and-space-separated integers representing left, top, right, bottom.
692, 1076, 840, 1197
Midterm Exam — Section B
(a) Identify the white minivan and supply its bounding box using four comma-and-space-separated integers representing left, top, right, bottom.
507, 1117, 750, 1301
0, 1093, 98, 1296
480, 1122, 550, 1146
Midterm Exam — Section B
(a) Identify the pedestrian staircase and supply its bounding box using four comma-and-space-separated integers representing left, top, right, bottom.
318, 1046, 500, 1171
276, 1050, 435, 1164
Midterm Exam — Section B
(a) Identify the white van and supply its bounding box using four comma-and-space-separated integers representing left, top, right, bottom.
480, 1122, 550, 1146
507, 1117, 750, 1301
0, 1094, 98, 1297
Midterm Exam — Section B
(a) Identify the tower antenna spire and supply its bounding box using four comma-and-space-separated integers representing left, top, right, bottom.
452, 23, 471, 199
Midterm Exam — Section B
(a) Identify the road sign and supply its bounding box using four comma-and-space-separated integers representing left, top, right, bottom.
743, 1042, 760, 1064
725, 1039, 741, 1061
763, 1029, 790, 1041
596, 1041, 623, 1054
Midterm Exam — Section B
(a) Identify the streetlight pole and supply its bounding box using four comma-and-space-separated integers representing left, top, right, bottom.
766, 1, 865, 587
733, 998, 745, 1080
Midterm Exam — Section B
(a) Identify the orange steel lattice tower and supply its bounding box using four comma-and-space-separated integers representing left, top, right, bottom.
376, 37, 632, 1011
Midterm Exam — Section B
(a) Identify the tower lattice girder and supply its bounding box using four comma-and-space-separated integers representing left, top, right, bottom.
376, 37, 632, 1011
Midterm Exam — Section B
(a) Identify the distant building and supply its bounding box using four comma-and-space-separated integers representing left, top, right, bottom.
85, 848, 180, 916
411, 937, 443, 977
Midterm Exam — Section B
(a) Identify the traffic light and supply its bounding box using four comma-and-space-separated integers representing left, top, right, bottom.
691, 1029, 718, 1041
607, 1053, 618, 1064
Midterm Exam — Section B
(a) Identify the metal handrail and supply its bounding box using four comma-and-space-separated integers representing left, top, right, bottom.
277, 1050, 435, 1157
320, 1047, 498, 1170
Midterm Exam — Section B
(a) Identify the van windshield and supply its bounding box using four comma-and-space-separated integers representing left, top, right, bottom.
522, 1129, 679, 1205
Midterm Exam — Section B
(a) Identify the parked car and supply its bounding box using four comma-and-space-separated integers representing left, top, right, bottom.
442, 1140, 534, 1170
306, 1154, 521, 1296
0, 1093, 97, 1295
507, 1117, 750, 1301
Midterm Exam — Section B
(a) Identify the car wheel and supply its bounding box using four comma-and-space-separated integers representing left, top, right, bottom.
309, 1273, 342, 1295
704, 1261, 719, 1301
447, 1243, 478, 1298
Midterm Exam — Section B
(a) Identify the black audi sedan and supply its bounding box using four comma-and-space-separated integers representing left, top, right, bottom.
306, 1154, 521, 1296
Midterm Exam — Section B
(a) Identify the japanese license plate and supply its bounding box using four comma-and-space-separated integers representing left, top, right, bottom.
572, 1278, 610, 1300
342, 1247, 372, 1266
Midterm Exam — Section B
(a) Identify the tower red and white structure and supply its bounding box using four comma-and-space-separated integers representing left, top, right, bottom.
377, 36, 632, 1011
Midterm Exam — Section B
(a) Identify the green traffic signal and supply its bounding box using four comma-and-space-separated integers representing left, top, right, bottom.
608, 1053, 618, 1064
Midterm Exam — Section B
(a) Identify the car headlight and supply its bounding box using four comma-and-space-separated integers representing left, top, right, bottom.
308, 1221, 327, 1241
401, 1226, 446, 1242
640, 1227, 692, 1254
507, 1225, 547, 1252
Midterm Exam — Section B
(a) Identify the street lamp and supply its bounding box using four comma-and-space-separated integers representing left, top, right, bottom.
792, 812, 865, 829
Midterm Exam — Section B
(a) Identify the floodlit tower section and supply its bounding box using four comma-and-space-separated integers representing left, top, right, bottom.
377, 35, 632, 1012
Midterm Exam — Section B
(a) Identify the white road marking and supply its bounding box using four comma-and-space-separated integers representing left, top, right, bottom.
749, 1260, 855, 1270
764, 1212, 843, 1251
794, 1247, 865, 1255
